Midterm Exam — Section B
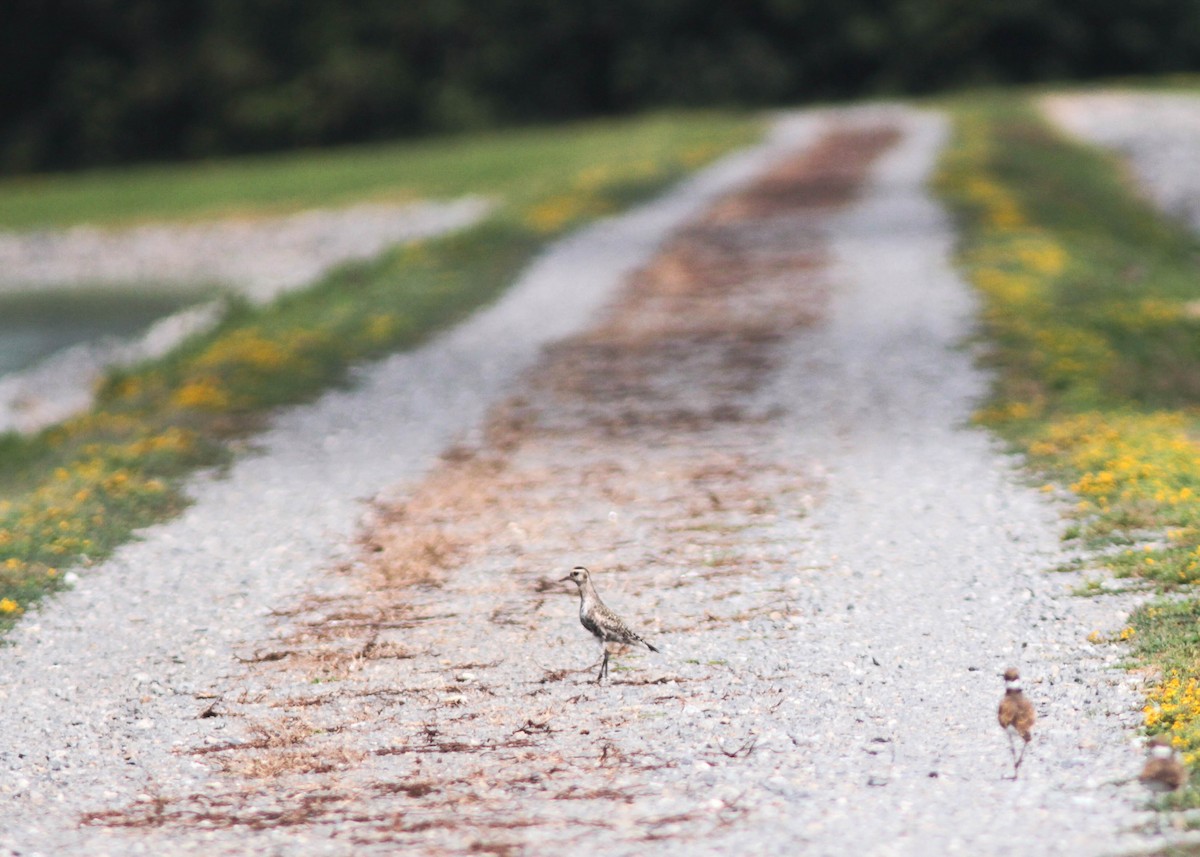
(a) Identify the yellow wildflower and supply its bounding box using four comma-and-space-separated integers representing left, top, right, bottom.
173, 378, 231, 411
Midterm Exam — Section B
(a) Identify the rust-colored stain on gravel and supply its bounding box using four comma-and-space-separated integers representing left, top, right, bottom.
84, 123, 900, 851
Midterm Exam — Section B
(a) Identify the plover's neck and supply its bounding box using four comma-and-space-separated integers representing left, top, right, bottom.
1005, 680, 1022, 693
578, 581, 600, 609
1152, 744, 1174, 760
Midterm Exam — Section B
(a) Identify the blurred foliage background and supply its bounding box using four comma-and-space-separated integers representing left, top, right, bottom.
5, 0, 1200, 175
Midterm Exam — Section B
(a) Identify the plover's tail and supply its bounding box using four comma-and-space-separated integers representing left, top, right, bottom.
643, 639, 660, 653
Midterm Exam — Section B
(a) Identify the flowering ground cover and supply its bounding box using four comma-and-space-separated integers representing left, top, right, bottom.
0, 111, 760, 631
938, 95, 1200, 805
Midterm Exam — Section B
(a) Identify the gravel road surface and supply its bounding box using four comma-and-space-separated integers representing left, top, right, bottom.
1043, 89, 1200, 231
0, 197, 490, 303
0, 105, 1165, 855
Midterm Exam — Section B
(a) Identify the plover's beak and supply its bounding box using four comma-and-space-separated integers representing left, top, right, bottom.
558, 575, 572, 582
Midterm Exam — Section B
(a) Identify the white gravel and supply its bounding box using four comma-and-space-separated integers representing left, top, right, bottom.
1043, 89, 1200, 230
0, 111, 828, 857
0, 103, 1169, 855
747, 108, 1149, 853
0, 197, 491, 303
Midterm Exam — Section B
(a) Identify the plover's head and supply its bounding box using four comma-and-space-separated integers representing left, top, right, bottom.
559, 566, 590, 587
1147, 735, 1175, 760
1002, 668, 1021, 691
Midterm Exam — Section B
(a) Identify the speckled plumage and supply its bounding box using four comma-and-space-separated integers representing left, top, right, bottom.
561, 566, 658, 683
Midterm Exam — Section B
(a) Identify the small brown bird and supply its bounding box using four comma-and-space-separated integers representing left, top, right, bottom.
1139, 734, 1187, 795
561, 566, 658, 684
998, 667, 1035, 778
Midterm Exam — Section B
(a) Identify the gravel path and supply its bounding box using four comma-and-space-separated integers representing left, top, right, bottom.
0, 104, 1162, 855
1043, 89, 1200, 230
0, 197, 490, 303
0, 110, 827, 857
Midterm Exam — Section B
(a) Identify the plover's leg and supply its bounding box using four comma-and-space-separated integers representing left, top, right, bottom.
1005, 733, 1018, 778
1014, 738, 1030, 774
596, 649, 609, 684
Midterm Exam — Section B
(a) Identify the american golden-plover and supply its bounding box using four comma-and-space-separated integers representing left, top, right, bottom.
1139, 734, 1187, 795
561, 566, 658, 683
998, 667, 1035, 779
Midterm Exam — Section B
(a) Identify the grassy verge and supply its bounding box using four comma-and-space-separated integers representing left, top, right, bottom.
0, 111, 762, 631
936, 93, 1200, 805
0, 111, 755, 229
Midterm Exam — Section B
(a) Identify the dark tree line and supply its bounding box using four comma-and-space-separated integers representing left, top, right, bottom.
4, 0, 1200, 174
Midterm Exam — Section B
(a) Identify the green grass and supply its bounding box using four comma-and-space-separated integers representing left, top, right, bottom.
0, 109, 763, 631
0, 111, 757, 229
936, 92, 1200, 803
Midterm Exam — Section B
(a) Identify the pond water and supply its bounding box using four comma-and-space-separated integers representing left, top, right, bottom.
0, 290, 205, 377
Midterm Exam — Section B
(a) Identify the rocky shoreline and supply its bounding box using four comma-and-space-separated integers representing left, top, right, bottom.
0, 197, 490, 434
